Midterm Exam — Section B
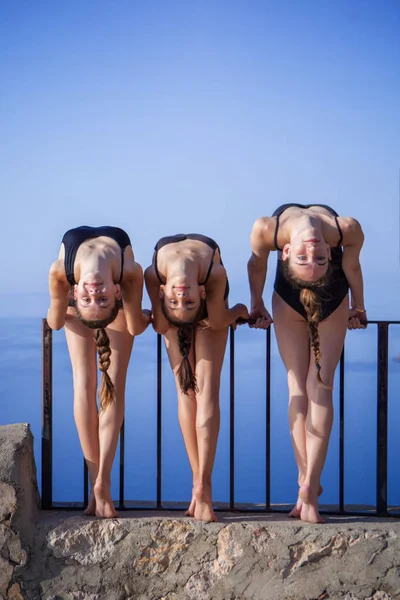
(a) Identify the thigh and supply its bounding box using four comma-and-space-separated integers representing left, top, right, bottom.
194, 327, 229, 394
308, 295, 349, 387
64, 307, 97, 389
272, 292, 310, 391
105, 310, 134, 386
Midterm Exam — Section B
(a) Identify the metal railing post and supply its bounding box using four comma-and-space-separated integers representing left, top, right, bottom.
42, 319, 53, 509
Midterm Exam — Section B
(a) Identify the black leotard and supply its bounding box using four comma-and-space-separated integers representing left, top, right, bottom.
62, 226, 131, 286
153, 233, 229, 320
272, 204, 349, 321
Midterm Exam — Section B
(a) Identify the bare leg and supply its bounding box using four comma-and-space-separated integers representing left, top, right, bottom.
163, 325, 228, 522
272, 293, 310, 518
94, 311, 134, 518
164, 329, 198, 516
299, 296, 349, 524
64, 311, 98, 515
192, 326, 228, 522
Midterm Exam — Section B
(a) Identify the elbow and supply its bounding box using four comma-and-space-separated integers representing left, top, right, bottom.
47, 318, 64, 331
152, 320, 169, 335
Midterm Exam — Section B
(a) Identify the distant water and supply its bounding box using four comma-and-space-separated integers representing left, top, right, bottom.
1, 317, 400, 510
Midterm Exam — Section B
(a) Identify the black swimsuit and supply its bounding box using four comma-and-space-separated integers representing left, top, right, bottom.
273, 204, 349, 321
153, 233, 229, 320
62, 225, 131, 286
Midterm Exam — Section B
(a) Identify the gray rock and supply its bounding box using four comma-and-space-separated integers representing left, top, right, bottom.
0, 482, 17, 522
0, 424, 40, 545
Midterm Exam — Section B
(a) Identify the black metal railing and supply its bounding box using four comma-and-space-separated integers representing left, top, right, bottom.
41, 318, 400, 517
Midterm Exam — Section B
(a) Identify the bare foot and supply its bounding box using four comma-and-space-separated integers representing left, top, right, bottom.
83, 488, 96, 516
193, 483, 217, 523
289, 484, 323, 519
94, 481, 118, 518
185, 490, 196, 517
299, 484, 325, 524
289, 496, 302, 518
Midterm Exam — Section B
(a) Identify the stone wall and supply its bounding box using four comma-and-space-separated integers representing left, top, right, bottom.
0, 424, 399, 600
0, 423, 38, 600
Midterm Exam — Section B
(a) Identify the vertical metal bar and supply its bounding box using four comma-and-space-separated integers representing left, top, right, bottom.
41, 319, 53, 509
266, 327, 271, 511
339, 346, 345, 513
119, 419, 125, 509
157, 334, 162, 509
229, 326, 235, 510
376, 323, 389, 516
83, 459, 89, 507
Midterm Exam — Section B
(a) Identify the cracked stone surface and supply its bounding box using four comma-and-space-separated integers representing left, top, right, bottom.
46, 518, 129, 565
14, 512, 400, 600
1, 423, 400, 600
0, 483, 17, 522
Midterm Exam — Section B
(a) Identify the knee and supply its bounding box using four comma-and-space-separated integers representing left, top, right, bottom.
196, 373, 220, 398
195, 397, 220, 429
73, 372, 97, 404
196, 410, 219, 430
307, 366, 335, 392
287, 371, 307, 398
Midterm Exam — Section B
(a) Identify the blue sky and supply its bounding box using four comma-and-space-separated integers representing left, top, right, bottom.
1, 0, 399, 318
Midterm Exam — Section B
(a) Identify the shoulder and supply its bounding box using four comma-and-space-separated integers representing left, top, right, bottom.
121, 257, 143, 285
339, 217, 364, 245
144, 264, 160, 288
49, 259, 67, 281
205, 263, 227, 296
250, 216, 276, 253
208, 262, 226, 282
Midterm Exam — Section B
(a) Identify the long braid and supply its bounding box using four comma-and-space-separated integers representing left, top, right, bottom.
160, 296, 206, 395
177, 326, 198, 394
299, 289, 331, 389
94, 328, 116, 411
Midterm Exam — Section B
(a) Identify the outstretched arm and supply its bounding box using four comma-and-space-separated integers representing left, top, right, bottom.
247, 217, 274, 327
341, 218, 366, 329
47, 260, 70, 330
341, 218, 365, 311
205, 265, 249, 329
144, 265, 170, 335
122, 259, 151, 336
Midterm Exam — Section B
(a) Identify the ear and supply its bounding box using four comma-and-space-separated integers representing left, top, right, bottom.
281, 244, 291, 262
73, 285, 78, 299
115, 284, 122, 300
159, 285, 165, 299
199, 285, 206, 299
327, 244, 332, 260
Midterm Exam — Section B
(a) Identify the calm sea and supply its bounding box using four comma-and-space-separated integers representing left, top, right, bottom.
1, 317, 400, 510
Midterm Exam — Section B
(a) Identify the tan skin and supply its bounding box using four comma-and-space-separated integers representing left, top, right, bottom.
247, 206, 366, 523
145, 238, 249, 522
48, 235, 150, 518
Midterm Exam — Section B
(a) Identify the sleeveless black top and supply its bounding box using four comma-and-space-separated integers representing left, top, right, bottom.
272, 204, 349, 320
62, 226, 131, 286
153, 233, 230, 319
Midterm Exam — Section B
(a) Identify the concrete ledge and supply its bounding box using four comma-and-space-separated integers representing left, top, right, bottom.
1, 425, 400, 600
13, 509, 398, 600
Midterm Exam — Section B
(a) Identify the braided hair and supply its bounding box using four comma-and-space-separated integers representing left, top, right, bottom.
161, 296, 206, 394
76, 302, 120, 411
282, 261, 332, 389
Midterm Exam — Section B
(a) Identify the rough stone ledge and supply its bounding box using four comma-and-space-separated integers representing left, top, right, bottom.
14, 510, 400, 600
1, 424, 400, 600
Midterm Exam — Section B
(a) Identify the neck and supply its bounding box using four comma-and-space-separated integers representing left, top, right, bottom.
165, 256, 200, 285
77, 256, 114, 284
289, 215, 324, 243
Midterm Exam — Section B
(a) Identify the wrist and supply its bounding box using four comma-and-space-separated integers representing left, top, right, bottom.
251, 298, 264, 310
351, 306, 366, 313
